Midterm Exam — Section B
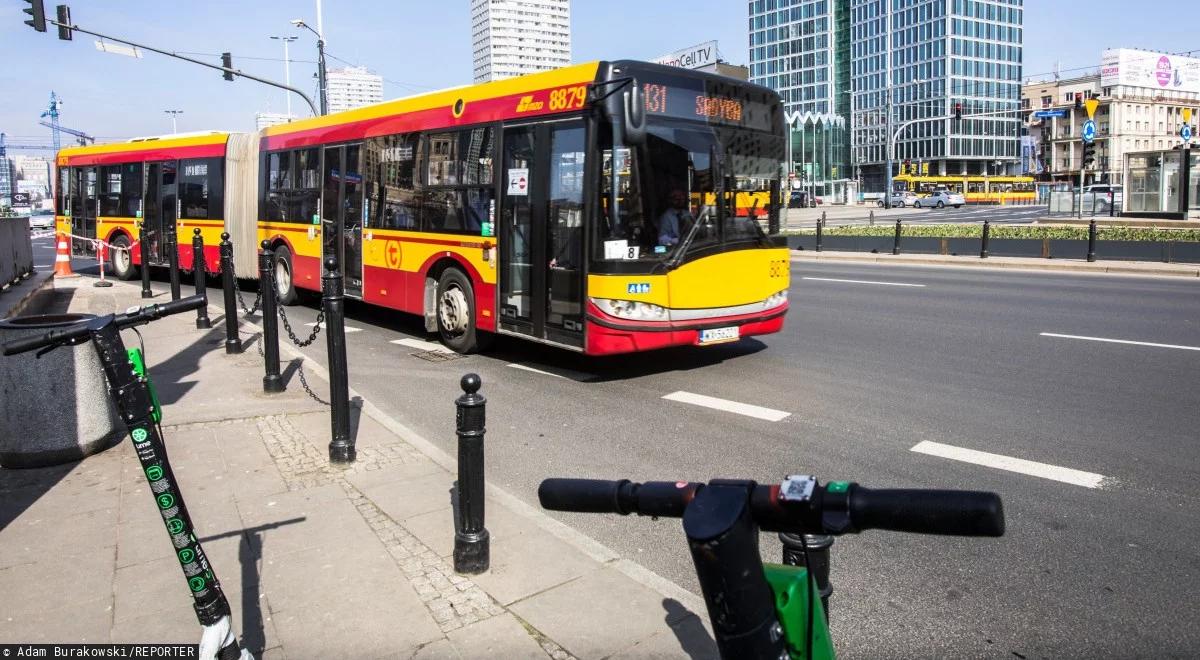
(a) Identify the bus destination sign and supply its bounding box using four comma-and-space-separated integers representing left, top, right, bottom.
637, 76, 776, 132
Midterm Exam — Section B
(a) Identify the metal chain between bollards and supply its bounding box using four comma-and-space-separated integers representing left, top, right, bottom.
276, 299, 325, 347
253, 325, 330, 406
230, 270, 262, 316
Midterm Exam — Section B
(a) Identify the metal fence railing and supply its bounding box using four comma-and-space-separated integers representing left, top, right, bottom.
1, 216, 35, 291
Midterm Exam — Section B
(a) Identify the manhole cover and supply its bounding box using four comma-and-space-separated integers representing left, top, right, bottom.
411, 350, 465, 362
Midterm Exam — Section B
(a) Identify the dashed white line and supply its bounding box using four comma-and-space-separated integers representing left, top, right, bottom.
801, 276, 926, 288
390, 337, 451, 353
662, 391, 790, 422
304, 322, 362, 333
505, 363, 593, 381
1040, 332, 1200, 352
911, 440, 1109, 489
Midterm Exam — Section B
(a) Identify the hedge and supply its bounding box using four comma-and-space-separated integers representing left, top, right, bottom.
790, 224, 1200, 242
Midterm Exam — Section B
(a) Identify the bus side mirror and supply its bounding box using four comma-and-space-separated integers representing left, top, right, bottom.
623, 85, 647, 146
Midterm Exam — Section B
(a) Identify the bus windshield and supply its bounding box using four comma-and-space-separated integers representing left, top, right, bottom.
595, 119, 783, 272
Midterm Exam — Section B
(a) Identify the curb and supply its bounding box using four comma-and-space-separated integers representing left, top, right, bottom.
0, 270, 56, 319
224, 296, 711, 618
790, 250, 1200, 278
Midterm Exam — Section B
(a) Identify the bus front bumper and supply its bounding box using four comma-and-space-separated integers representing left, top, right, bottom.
584, 301, 788, 356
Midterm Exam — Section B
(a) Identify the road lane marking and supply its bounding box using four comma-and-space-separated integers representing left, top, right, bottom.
390, 337, 451, 353
506, 363, 593, 381
662, 391, 790, 422
802, 277, 926, 288
910, 440, 1109, 489
1040, 332, 1200, 352
304, 322, 362, 333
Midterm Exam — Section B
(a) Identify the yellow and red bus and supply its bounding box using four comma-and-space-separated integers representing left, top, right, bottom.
893, 173, 1036, 204
56, 60, 790, 355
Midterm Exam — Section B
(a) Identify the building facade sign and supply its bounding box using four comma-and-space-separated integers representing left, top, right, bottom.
1101, 48, 1200, 94
652, 41, 718, 70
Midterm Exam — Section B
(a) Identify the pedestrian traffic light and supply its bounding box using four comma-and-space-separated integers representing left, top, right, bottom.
953, 102, 962, 121
1082, 142, 1096, 169
55, 5, 71, 41
22, 0, 46, 32
221, 52, 234, 81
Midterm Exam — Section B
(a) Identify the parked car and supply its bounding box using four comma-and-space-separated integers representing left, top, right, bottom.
877, 191, 919, 207
28, 209, 56, 229
914, 191, 965, 208
1083, 184, 1123, 210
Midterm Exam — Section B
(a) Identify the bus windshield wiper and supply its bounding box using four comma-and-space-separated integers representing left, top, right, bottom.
665, 205, 713, 271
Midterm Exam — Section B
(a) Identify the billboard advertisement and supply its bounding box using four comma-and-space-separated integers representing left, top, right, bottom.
652, 41, 719, 70
1100, 48, 1200, 94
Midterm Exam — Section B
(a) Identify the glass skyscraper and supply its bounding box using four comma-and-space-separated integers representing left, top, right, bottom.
750, 0, 1023, 197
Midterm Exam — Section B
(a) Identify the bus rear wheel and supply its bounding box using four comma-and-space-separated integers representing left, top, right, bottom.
436, 268, 484, 354
272, 244, 299, 306
109, 235, 137, 280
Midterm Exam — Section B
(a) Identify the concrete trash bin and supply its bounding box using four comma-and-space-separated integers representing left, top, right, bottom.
0, 313, 124, 468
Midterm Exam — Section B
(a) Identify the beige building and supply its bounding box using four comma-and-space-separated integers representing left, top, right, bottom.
471, 0, 571, 83
1023, 49, 1200, 186
327, 66, 384, 113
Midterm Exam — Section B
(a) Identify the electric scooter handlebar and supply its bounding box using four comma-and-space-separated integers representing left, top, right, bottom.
538, 477, 1004, 538
2, 295, 207, 356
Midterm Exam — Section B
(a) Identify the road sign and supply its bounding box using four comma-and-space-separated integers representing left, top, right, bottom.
1082, 119, 1097, 143
1183, 124, 1193, 143
1033, 109, 1067, 119
1084, 98, 1099, 120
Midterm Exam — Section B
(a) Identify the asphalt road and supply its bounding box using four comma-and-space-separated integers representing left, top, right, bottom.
43, 234, 1200, 657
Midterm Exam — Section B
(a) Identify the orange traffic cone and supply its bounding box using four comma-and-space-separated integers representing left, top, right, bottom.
54, 232, 79, 279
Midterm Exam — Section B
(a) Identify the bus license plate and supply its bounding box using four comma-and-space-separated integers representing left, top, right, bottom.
699, 326, 739, 345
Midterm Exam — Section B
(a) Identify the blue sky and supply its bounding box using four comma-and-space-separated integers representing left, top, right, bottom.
0, 0, 1194, 146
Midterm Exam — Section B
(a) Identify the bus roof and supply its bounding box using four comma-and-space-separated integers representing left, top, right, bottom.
262, 62, 603, 150
57, 131, 232, 167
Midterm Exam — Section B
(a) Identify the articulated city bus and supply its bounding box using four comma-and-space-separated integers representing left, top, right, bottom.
56, 60, 790, 355
54, 132, 256, 277
892, 173, 1036, 204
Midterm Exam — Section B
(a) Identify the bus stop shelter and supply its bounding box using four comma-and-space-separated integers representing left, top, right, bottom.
1123, 149, 1199, 220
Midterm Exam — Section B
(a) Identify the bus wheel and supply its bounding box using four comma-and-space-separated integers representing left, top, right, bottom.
109, 235, 137, 280
436, 268, 481, 354
272, 244, 299, 306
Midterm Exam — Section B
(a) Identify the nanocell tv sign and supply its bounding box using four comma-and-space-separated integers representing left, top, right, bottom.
652, 41, 719, 70
1101, 48, 1200, 94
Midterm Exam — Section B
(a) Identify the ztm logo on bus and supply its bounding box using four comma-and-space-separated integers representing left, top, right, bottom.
1156, 56, 1173, 87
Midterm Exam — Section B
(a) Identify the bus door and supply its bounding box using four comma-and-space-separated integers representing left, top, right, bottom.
321, 144, 364, 298
498, 121, 585, 348
142, 161, 176, 264
72, 166, 98, 256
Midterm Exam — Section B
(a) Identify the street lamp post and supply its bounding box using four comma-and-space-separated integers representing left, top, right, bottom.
269, 35, 299, 117
164, 109, 183, 134
291, 19, 328, 115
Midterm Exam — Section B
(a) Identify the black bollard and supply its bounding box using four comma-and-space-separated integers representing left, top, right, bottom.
454, 373, 489, 574
980, 218, 991, 259
323, 256, 354, 464
260, 241, 284, 393
138, 220, 152, 299
869, 209, 875, 227
219, 233, 242, 354
815, 212, 824, 252
1109, 191, 1116, 217
892, 217, 902, 255
167, 230, 182, 301
192, 229, 211, 329
1086, 218, 1097, 263
780, 532, 834, 621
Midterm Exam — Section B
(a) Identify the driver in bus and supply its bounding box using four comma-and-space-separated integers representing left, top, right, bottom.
657, 188, 693, 247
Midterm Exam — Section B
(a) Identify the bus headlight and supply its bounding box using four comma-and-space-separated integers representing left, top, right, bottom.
590, 298, 669, 321
763, 289, 788, 310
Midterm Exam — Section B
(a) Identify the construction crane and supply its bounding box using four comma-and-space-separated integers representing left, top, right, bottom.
38, 120, 93, 146
40, 91, 67, 152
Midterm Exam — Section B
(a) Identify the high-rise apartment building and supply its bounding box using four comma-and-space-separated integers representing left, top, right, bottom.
749, 0, 1024, 197
471, 0, 571, 83
327, 66, 384, 113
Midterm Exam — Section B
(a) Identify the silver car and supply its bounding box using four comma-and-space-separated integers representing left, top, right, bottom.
914, 191, 965, 208
878, 191, 919, 207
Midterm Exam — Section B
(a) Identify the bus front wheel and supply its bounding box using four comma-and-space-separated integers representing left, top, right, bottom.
109, 235, 137, 280
436, 268, 484, 354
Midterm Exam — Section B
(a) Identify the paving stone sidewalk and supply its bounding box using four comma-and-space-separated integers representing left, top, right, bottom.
0, 277, 716, 659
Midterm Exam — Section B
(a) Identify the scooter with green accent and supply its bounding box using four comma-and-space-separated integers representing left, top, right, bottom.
3, 295, 253, 660
539, 475, 1005, 659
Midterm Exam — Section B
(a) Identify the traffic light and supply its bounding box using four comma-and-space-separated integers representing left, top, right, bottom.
1074, 94, 1082, 111
953, 102, 962, 121
22, 0, 46, 32
1082, 141, 1096, 169
221, 52, 234, 81
55, 5, 71, 41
